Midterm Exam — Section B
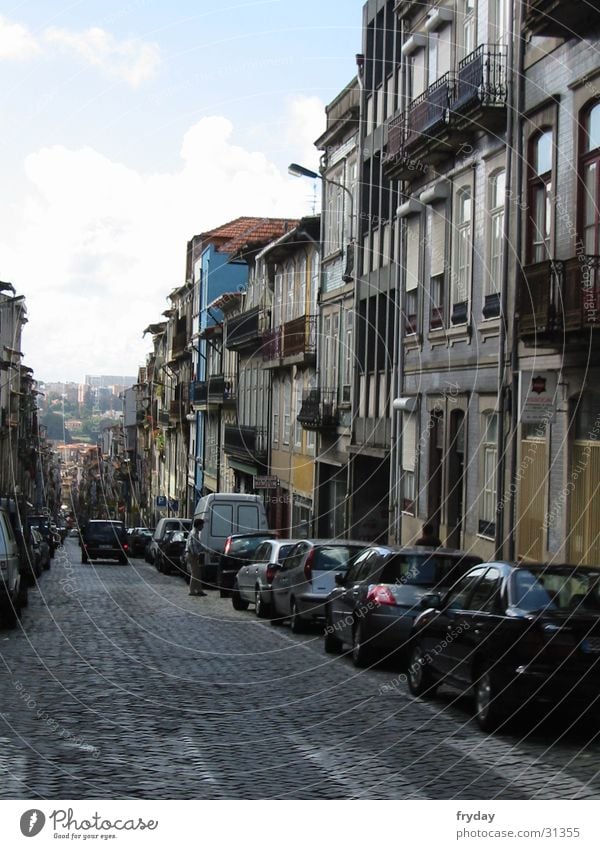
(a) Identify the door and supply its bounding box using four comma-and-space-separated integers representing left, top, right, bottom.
517, 422, 547, 561
446, 409, 465, 549
331, 550, 378, 643
427, 410, 444, 529
569, 393, 600, 565
272, 543, 308, 615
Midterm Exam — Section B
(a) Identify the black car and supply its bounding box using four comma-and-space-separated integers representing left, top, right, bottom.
26, 515, 58, 558
325, 546, 483, 666
155, 530, 188, 575
217, 533, 277, 596
407, 561, 600, 731
129, 527, 154, 557
80, 520, 129, 564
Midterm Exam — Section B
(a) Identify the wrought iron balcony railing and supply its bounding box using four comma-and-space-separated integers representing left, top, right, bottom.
223, 425, 268, 463
225, 307, 266, 351
452, 44, 507, 114
298, 388, 339, 431
404, 73, 454, 151
191, 375, 237, 405
282, 315, 317, 358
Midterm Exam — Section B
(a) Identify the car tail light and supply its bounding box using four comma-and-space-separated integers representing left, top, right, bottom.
304, 548, 316, 581
366, 585, 396, 606
123, 543, 129, 551
224, 537, 232, 555
266, 565, 275, 584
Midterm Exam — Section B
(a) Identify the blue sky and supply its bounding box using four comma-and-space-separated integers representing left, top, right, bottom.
0, 1, 363, 381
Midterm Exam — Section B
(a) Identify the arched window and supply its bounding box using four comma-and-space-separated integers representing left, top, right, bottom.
528, 129, 553, 263
580, 102, 600, 254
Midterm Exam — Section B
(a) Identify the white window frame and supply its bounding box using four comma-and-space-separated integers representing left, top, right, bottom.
487, 169, 505, 297
294, 374, 303, 449
453, 186, 473, 309
480, 411, 498, 536
272, 379, 280, 446
283, 377, 291, 445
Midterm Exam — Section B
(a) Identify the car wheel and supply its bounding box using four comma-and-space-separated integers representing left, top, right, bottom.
289, 599, 306, 634
43, 560, 51, 571
255, 587, 270, 619
17, 580, 28, 609
232, 584, 249, 611
407, 642, 438, 697
474, 667, 505, 732
352, 620, 374, 667
324, 611, 343, 655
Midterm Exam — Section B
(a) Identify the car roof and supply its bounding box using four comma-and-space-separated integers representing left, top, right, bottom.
228, 532, 277, 540
356, 544, 482, 557
292, 539, 369, 547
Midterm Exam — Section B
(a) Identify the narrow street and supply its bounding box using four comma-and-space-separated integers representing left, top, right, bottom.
0, 540, 599, 800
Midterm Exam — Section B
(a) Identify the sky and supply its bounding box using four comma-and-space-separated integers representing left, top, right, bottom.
0, 0, 363, 383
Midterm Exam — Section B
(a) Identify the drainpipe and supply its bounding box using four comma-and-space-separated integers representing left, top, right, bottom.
495, 0, 519, 559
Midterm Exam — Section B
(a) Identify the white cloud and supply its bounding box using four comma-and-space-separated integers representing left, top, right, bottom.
1, 115, 314, 381
285, 95, 326, 171
0, 15, 40, 60
44, 26, 161, 87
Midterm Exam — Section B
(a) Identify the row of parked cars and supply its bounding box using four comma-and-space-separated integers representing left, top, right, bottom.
222, 534, 600, 733
0, 501, 60, 628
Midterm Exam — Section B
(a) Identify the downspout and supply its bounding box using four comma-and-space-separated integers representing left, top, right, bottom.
507, 0, 526, 561
494, 0, 518, 558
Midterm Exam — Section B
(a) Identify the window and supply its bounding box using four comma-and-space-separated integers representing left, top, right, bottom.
581, 103, 600, 255
306, 372, 316, 453
469, 567, 503, 612
283, 377, 291, 445
528, 130, 553, 263
489, 0, 507, 47
429, 208, 446, 329
452, 188, 473, 322
461, 0, 476, 58
272, 379, 280, 446
487, 170, 505, 297
294, 374, 303, 449
285, 262, 294, 323
211, 504, 233, 537
428, 31, 438, 85
238, 505, 259, 534
401, 410, 417, 513
325, 171, 343, 255
342, 308, 353, 403
479, 411, 498, 537
297, 255, 307, 318
405, 216, 420, 334
410, 48, 426, 101
446, 567, 487, 611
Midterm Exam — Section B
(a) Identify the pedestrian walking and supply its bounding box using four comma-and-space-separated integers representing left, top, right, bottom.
415, 522, 442, 547
186, 517, 207, 596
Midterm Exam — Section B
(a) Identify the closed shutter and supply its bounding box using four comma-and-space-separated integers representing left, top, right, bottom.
406, 217, 420, 292
402, 411, 417, 471
430, 208, 446, 277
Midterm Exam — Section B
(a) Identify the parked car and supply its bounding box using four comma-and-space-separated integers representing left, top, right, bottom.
129, 527, 154, 557
26, 528, 48, 580
148, 518, 191, 564
192, 494, 269, 585
0, 506, 23, 627
26, 515, 58, 559
155, 530, 189, 575
80, 520, 129, 564
234, 538, 304, 617
218, 532, 277, 598
270, 540, 368, 632
325, 546, 483, 666
407, 561, 600, 731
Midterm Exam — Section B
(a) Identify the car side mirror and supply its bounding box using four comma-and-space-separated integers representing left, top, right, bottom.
420, 592, 442, 609
334, 572, 346, 587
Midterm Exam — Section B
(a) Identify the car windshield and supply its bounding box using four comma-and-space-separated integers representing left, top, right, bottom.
231, 537, 269, 557
381, 554, 481, 587
87, 523, 124, 541
512, 568, 600, 613
313, 546, 364, 571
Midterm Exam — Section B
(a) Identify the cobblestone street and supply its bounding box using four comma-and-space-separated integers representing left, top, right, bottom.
0, 540, 599, 799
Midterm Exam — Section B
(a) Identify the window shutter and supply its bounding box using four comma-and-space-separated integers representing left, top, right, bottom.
402, 411, 417, 472
406, 217, 420, 292
430, 209, 446, 277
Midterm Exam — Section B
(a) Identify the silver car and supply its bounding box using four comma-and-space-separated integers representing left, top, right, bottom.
270, 539, 368, 632
235, 538, 303, 617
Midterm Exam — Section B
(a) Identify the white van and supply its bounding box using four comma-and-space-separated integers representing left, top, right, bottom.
192, 494, 269, 581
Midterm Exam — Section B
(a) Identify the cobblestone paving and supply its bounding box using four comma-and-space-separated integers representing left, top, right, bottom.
0, 540, 600, 799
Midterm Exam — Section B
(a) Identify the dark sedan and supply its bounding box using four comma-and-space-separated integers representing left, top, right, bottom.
407, 561, 600, 731
129, 527, 155, 557
325, 546, 482, 666
217, 532, 277, 596
155, 530, 188, 575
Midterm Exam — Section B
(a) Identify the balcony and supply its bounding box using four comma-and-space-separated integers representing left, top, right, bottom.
223, 425, 268, 465
225, 307, 266, 351
157, 408, 170, 427
191, 375, 237, 406
518, 255, 600, 346
262, 327, 281, 362
298, 389, 339, 431
169, 400, 186, 424
282, 315, 317, 360
525, 0, 600, 38
170, 330, 188, 360
384, 74, 454, 180
450, 45, 507, 133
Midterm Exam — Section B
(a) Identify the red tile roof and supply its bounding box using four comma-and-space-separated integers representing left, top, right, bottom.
200, 216, 299, 256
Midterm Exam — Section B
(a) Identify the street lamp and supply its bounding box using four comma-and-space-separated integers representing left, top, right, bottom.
288, 162, 355, 243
